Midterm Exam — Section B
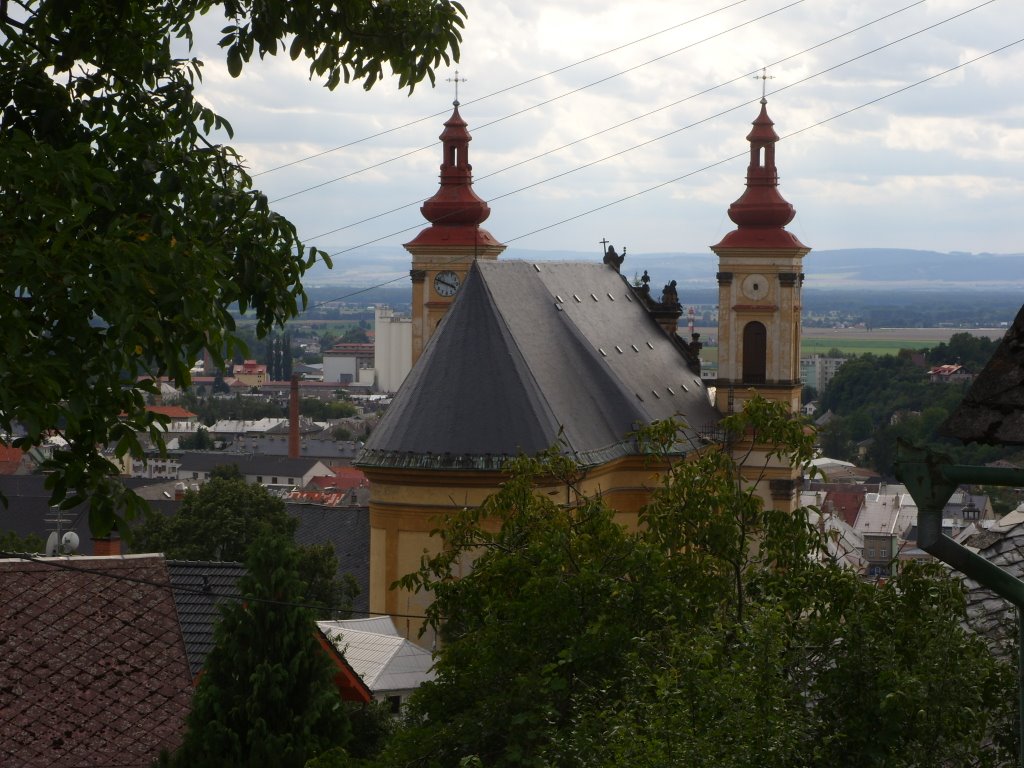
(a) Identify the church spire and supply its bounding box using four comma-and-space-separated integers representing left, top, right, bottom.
416, 101, 493, 231
714, 98, 806, 250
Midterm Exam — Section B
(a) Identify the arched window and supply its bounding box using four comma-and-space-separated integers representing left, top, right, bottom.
742, 321, 767, 384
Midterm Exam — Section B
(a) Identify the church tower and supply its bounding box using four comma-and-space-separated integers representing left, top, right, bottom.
405, 101, 505, 363
712, 97, 809, 415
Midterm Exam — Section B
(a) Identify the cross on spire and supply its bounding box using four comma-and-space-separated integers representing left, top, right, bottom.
753, 67, 774, 100
446, 70, 467, 105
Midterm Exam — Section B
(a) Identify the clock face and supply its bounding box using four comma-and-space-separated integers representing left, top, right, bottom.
741, 274, 770, 301
434, 270, 461, 297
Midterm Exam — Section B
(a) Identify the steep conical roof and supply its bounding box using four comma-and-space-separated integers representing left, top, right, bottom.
358, 261, 720, 470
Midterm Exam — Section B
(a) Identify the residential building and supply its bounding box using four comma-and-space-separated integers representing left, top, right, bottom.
800, 354, 847, 393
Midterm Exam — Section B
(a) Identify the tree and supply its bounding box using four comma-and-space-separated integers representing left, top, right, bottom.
385, 398, 1015, 768
132, 475, 357, 615
173, 535, 350, 767
179, 425, 214, 450
0, 0, 465, 534
0, 529, 44, 553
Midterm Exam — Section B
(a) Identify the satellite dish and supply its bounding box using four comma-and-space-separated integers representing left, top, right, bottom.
60, 531, 80, 554
45, 532, 59, 556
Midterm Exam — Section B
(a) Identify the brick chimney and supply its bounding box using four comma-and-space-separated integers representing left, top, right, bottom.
289, 374, 300, 459
92, 532, 121, 556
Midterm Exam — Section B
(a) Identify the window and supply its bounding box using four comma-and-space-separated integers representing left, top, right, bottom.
256, 476, 263, 483
866, 548, 875, 559
272, 476, 278, 484
387, 695, 402, 714
742, 321, 767, 384
880, 548, 888, 559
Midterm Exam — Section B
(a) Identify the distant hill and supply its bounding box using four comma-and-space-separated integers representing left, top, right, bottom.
302, 246, 1024, 292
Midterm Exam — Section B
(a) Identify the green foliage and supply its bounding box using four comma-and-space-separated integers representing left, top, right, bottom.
0, 0, 465, 536
817, 352, 1011, 474
179, 426, 214, 450
0, 529, 45, 553
173, 536, 350, 767
383, 398, 1015, 768
131, 475, 357, 615
928, 332, 1000, 370
301, 397, 358, 420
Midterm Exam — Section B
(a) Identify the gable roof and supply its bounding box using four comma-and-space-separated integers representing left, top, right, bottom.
318, 620, 435, 694
359, 261, 720, 470
0, 555, 193, 767
176, 453, 328, 478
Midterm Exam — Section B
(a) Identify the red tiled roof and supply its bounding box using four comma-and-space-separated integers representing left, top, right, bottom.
146, 405, 198, 420
824, 489, 866, 527
308, 467, 369, 491
0, 555, 193, 767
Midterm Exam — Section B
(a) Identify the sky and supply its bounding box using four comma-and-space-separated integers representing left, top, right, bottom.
186, 0, 1024, 285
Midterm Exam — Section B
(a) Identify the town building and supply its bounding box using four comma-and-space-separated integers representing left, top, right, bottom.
373, 305, 413, 393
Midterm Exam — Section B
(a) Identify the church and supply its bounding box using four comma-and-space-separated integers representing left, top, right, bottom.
355, 96, 810, 643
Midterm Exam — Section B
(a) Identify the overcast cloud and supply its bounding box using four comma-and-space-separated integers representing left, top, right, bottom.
185, 0, 1024, 282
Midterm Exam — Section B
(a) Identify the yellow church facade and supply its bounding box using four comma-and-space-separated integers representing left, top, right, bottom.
356, 98, 809, 644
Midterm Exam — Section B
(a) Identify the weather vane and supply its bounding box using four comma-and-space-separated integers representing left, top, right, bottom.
446, 70, 467, 105
753, 67, 774, 99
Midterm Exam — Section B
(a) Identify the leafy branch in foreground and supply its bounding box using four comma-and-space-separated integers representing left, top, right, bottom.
0, 0, 465, 531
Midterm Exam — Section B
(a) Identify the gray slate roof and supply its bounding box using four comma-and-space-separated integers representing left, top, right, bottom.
166, 560, 246, 678
176, 453, 326, 477
358, 261, 719, 470
943, 303, 1024, 445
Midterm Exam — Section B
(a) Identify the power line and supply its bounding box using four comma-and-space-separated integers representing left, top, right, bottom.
252, 0, 758, 178
299, 34, 1022, 309
0, 550, 432, 621
268, 0, 806, 204
317, 1, 1001, 257
296, 0, 929, 244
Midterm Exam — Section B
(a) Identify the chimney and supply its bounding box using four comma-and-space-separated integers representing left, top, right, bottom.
92, 532, 121, 557
289, 374, 300, 459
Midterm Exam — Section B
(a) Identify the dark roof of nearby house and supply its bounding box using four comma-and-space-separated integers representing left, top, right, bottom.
289, 503, 371, 617
358, 261, 720, 470
176, 453, 328, 477
167, 559, 372, 700
957, 510, 1024, 659
942, 303, 1024, 445
0, 475, 179, 555
0, 555, 193, 767
166, 560, 247, 678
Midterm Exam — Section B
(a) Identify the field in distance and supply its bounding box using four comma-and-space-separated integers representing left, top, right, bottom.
697, 326, 1006, 366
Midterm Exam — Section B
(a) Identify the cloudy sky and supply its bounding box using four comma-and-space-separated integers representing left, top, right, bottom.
187, 0, 1023, 283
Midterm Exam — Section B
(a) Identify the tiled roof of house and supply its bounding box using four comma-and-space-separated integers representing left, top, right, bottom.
166, 560, 247, 678
146, 405, 198, 420
958, 508, 1024, 659
0, 555, 193, 767
289, 503, 370, 616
